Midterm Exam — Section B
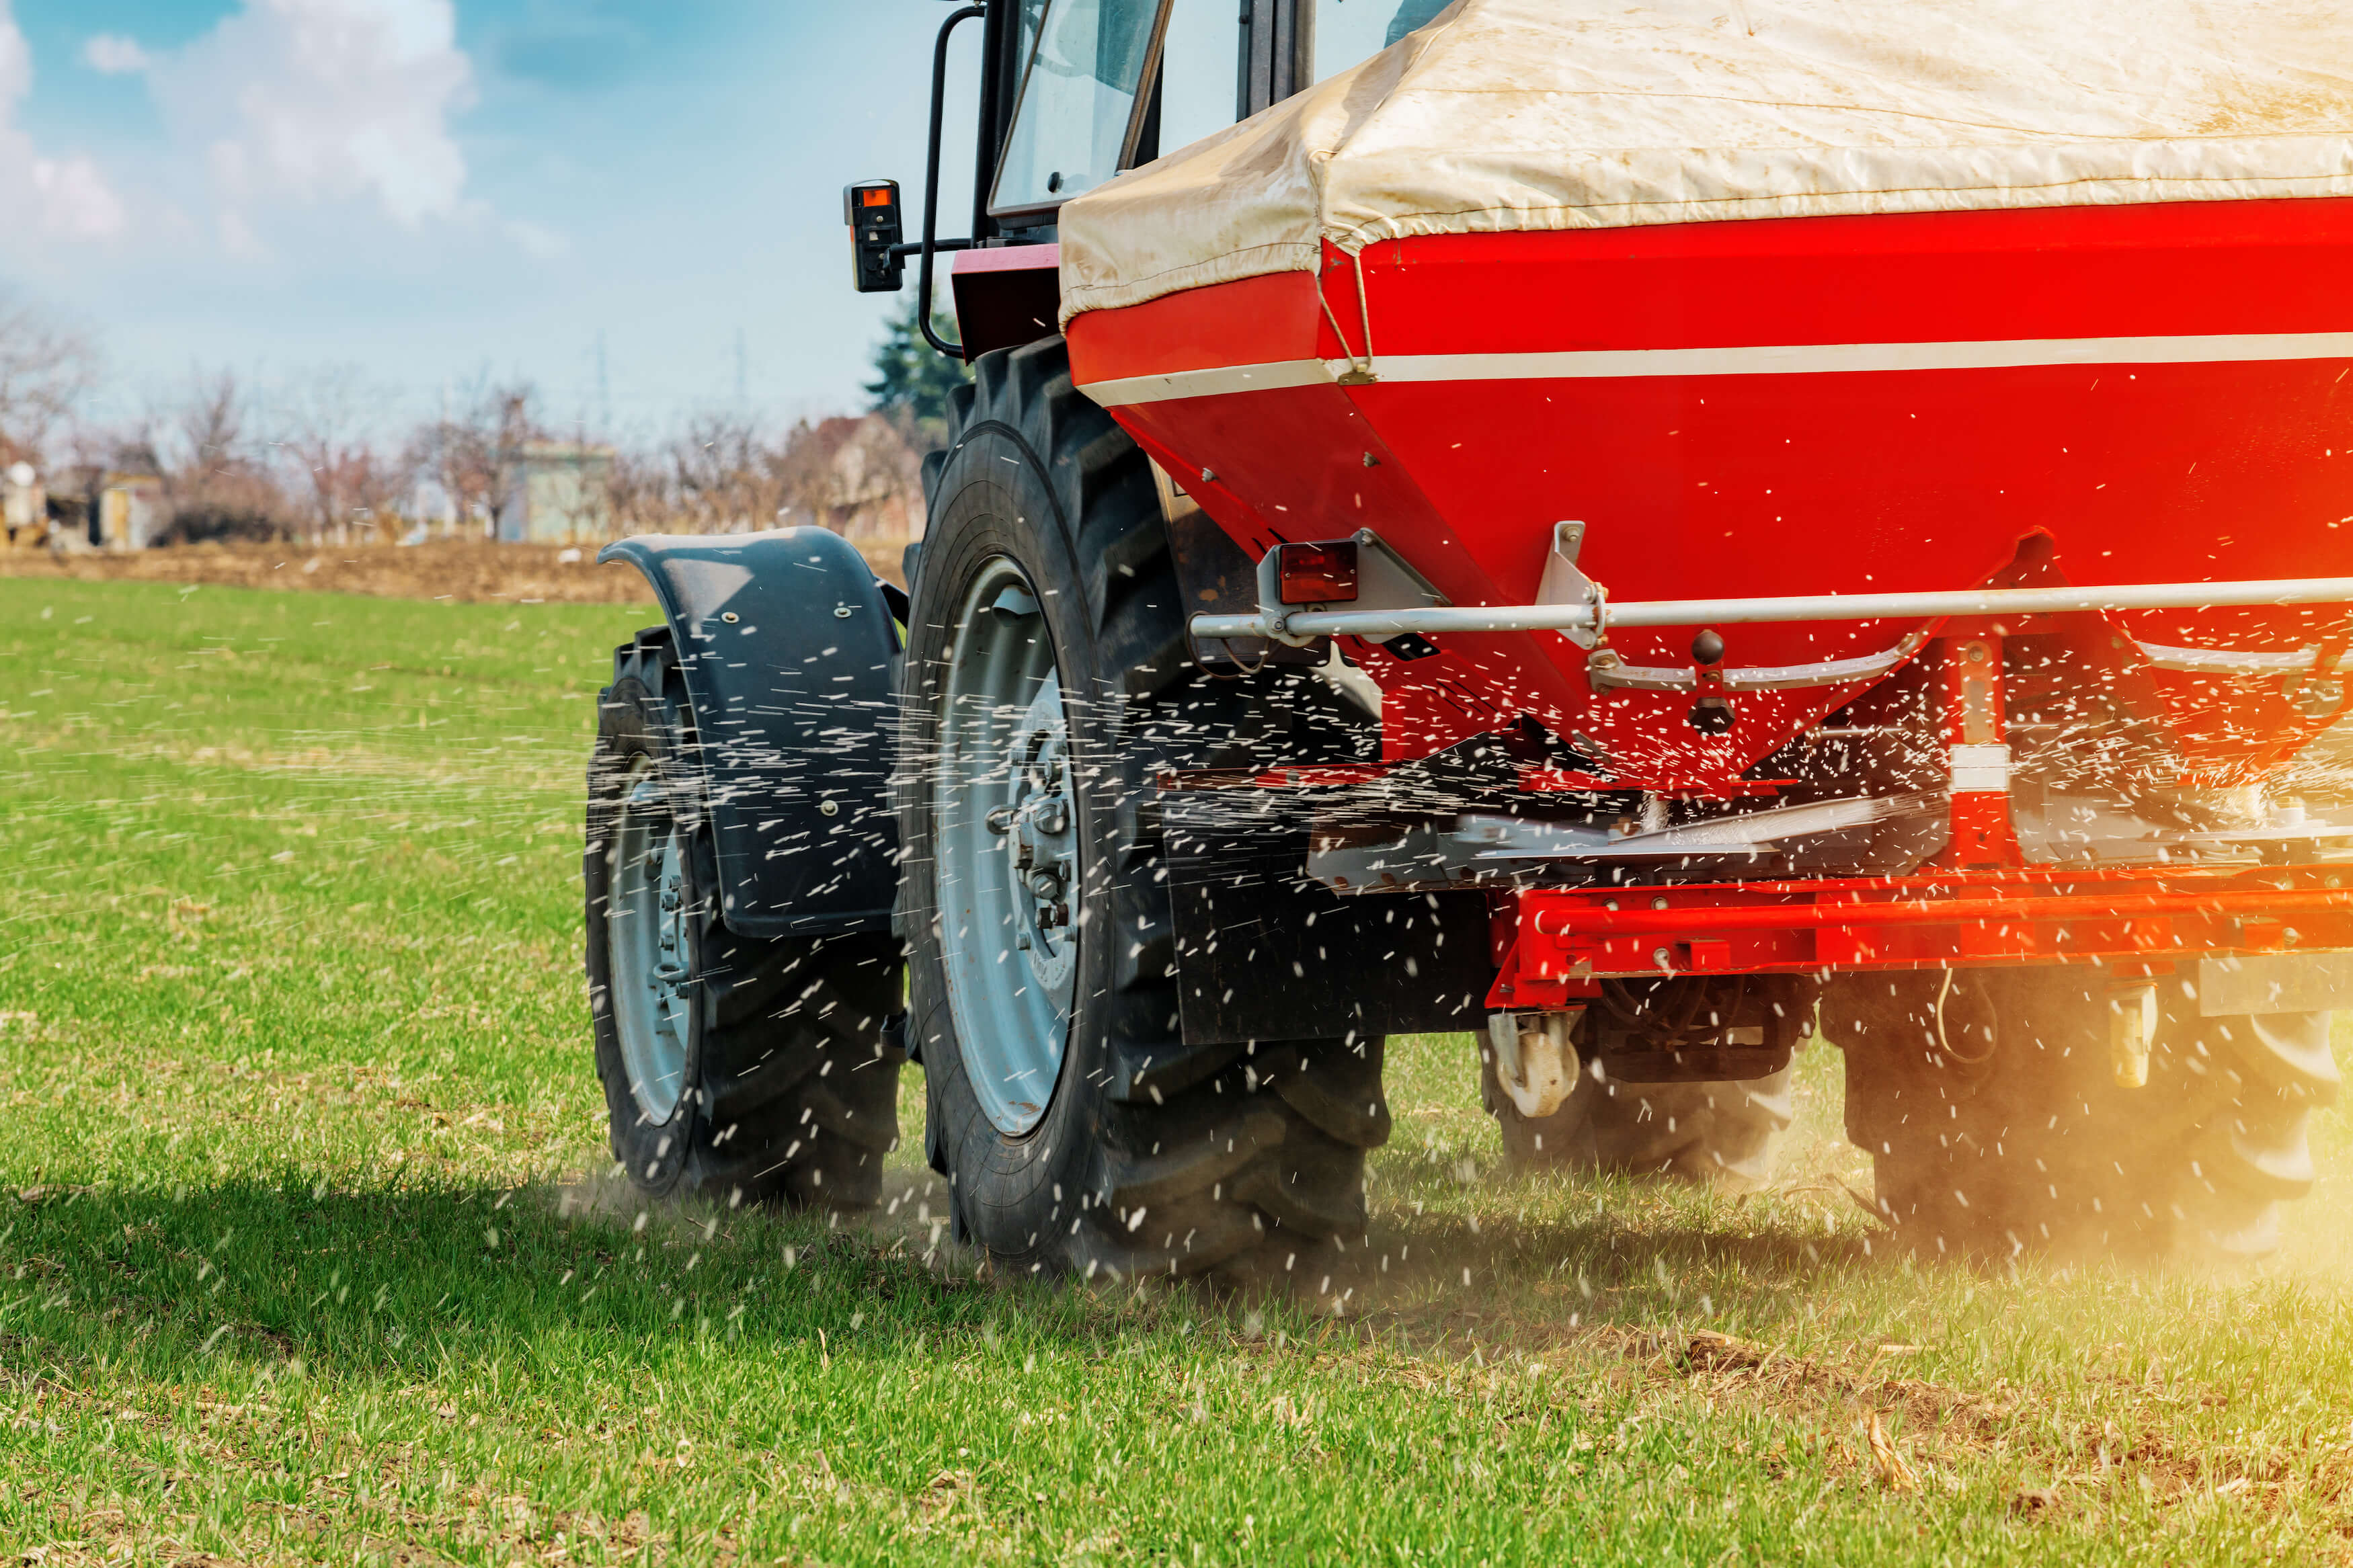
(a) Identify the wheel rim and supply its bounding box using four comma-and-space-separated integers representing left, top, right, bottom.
935, 557, 1079, 1137
607, 758, 695, 1124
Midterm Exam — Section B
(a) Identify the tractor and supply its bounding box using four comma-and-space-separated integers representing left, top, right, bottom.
586, 0, 2353, 1280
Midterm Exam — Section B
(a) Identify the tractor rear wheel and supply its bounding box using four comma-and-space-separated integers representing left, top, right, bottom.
1831, 968, 2338, 1259
898, 335, 1386, 1291
586, 628, 905, 1210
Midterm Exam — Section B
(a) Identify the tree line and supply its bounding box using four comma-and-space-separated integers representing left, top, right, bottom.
5, 297, 971, 546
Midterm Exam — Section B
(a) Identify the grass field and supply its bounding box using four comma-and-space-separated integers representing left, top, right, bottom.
7, 575, 2353, 1565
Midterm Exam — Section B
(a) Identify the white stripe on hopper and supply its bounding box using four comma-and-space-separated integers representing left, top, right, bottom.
1078, 331, 2353, 406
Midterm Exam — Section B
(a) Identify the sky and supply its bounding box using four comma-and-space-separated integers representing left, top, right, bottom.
0, 1, 994, 443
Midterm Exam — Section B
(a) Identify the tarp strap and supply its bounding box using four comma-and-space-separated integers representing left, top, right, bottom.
1314, 265, 1376, 382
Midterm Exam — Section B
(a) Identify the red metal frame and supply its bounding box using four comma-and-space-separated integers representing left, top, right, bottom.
1484, 864, 2353, 1007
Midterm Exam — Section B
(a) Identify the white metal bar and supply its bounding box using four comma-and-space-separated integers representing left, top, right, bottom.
1189, 576, 2353, 644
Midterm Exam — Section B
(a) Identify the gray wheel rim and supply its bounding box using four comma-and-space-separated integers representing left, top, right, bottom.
608, 758, 694, 1124
935, 557, 1079, 1137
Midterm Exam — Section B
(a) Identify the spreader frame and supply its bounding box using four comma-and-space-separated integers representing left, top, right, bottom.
1486, 864, 2353, 1009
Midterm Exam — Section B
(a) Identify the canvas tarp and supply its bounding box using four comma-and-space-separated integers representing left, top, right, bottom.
1057, 0, 2353, 325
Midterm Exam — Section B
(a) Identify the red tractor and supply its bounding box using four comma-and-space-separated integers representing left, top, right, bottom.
587, 0, 2353, 1282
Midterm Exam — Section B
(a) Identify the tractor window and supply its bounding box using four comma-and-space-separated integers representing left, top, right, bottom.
1312, 0, 1445, 81
1155, 0, 1242, 156
990, 0, 1173, 218
1014, 0, 1049, 69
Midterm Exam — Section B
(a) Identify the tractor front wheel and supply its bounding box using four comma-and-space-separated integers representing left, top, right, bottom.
586, 628, 904, 1210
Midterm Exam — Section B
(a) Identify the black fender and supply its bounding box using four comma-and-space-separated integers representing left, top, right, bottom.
598, 528, 906, 938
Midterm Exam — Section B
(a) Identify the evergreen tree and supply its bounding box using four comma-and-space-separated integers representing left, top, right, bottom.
865, 300, 972, 442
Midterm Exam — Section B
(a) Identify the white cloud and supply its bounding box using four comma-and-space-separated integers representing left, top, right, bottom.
30, 154, 125, 239
0, 0, 563, 274
149, 0, 477, 229
0, 7, 124, 240
82, 34, 152, 76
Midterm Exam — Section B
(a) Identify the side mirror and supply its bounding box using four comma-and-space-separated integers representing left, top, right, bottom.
844, 180, 905, 294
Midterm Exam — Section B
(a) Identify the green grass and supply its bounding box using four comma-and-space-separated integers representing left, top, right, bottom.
5, 575, 2353, 1565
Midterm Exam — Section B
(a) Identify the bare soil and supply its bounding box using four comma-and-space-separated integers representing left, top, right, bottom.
0, 535, 912, 603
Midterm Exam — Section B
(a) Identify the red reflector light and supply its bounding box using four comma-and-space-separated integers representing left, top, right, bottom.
1275, 540, 1359, 604
860, 187, 893, 208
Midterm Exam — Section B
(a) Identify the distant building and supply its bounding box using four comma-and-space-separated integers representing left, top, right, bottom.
97, 473, 167, 550
407, 477, 461, 541
499, 442, 615, 542
1, 461, 44, 548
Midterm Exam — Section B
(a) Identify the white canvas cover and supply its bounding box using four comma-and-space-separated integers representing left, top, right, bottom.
1058, 0, 2353, 325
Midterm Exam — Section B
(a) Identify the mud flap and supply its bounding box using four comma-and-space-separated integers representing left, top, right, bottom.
599, 530, 901, 938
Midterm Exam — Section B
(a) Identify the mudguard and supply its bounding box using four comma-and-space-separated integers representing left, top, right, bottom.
598, 529, 902, 938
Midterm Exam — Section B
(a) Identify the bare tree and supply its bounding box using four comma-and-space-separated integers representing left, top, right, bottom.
278, 365, 400, 543
406, 371, 541, 538
174, 369, 245, 484
588, 412, 924, 541
666, 411, 789, 534
603, 444, 672, 536
139, 368, 292, 541
0, 288, 99, 462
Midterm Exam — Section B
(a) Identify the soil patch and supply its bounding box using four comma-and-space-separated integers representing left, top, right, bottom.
0, 536, 912, 603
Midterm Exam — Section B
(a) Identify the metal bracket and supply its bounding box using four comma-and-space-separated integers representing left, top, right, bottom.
1536, 521, 1604, 650
1253, 528, 1449, 648
2136, 636, 2353, 716
2136, 641, 2322, 675
1587, 631, 1925, 694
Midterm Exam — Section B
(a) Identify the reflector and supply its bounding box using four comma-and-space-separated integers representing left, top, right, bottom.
1275, 540, 1359, 604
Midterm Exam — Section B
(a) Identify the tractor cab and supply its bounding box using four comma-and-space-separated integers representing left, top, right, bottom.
851, 0, 1433, 358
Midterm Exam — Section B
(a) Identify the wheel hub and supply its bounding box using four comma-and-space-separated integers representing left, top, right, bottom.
997, 680, 1078, 987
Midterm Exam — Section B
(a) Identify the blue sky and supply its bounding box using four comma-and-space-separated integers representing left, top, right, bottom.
1, 1, 990, 441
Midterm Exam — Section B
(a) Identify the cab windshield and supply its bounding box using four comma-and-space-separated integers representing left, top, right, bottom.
988, 0, 1451, 221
